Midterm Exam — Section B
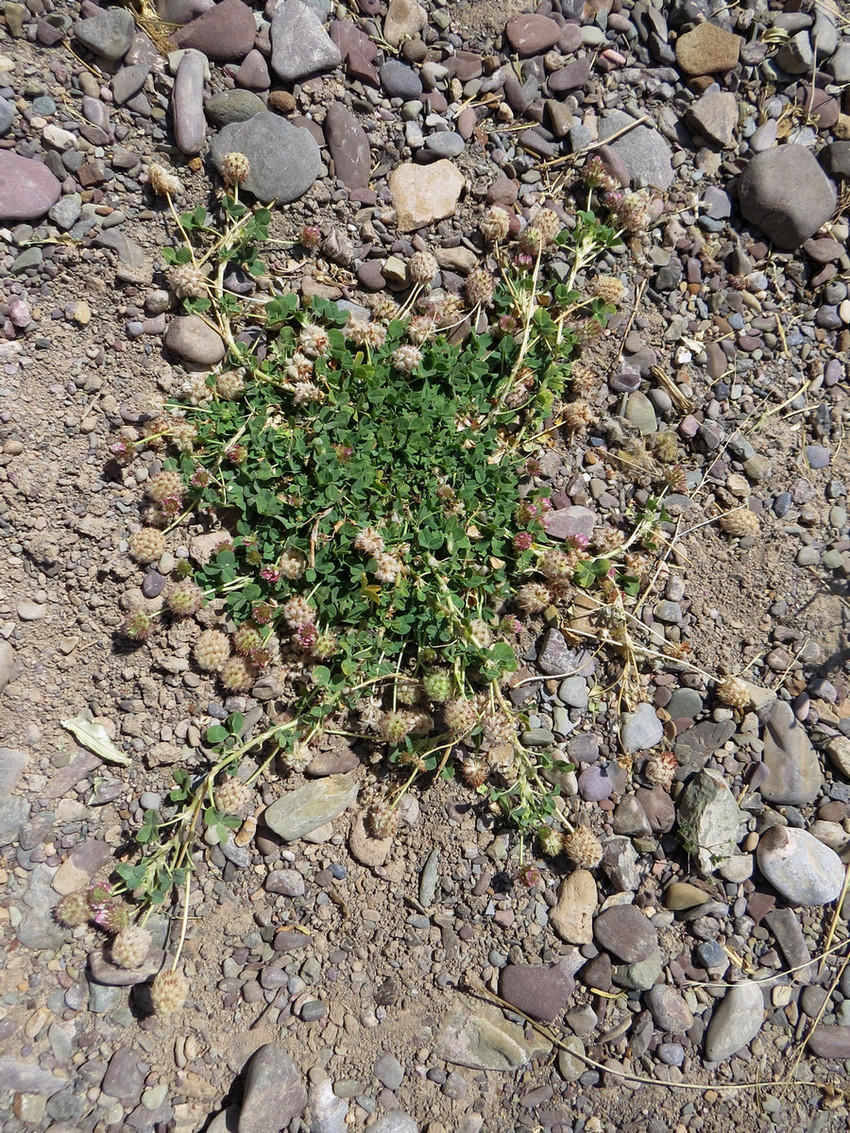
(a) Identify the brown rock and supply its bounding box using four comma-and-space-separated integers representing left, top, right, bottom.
550, 870, 596, 944
675, 22, 742, 76
389, 160, 465, 231
499, 959, 575, 1022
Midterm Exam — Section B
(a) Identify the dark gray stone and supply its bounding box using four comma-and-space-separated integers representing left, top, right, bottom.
210, 112, 321, 204
738, 145, 836, 250
238, 1044, 307, 1133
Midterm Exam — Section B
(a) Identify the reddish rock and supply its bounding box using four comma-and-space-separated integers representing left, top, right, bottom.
505, 14, 561, 57
0, 152, 61, 220
175, 0, 256, 62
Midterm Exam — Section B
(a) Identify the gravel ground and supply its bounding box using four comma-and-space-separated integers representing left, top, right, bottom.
1, 2, 850, 1132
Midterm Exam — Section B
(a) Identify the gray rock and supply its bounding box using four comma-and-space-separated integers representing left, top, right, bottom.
380, 59, 422, 99
239, 1045, 307, 1133
207, 1106, 240, 1133
0, 1058, 66, 1095
173, 0, 256, 61
676, 768, 741, 876
73, 9, 135, 61
558, 676, 588, 708
775, 30, 814, 74
365, 1114, 417, 1133
112, 64, 149, 105
210, 112, 321, 204
499, 957, 577, 1022
646, 985, 694, 1033
325, 103, 370, 190
666, 688, 702, 717
0, 748, 27, 797
612, 796, 651, 837
0, 98, 15, 135
425, 132, 465, 159
0, 640, 17, 692
0, 152, 62, 221
704, 982, 764, 1062
824, 735, 850, 778
49, 193, 82, 230
88, 981, 124, 1013
545, 505, 596, 542
434, 995, 548, 1070
263, 774, 357, 841
164, 315, 226, 365
308, 1080, 347, 1133
88, 947, 166, 987
0, 794, 29, 845
173, 50, 206, 155
808, 1026, 850, 1059
537, 629, 578, 676
612, 947, 664, 991
756, 826, 844, 906
620, 702, 663, 752
598, 109, 674, 190
374, 1052, 404, 1090
101, 1049, 145, 1105
601, 836, 641, 891
594, 905, 658, 963
763, 908, 813, 982
625, 391, 657, 435
271, 0, 341, 82
674, 719, 737, 773
761, 699, 822, 805
686, 90, 737, 148
205, 90, 266, 126
738, 145, 836, 251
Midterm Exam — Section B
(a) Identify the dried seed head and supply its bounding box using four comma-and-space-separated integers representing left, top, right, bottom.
392, 344, 423, 373
292, 381, 323, 406
561, 826, 603, 869
214, 777, 252, 815
168, 261, 208, 300
148, 163, 182, 197
298, 324, 330, 358
129, 527, 166, 564
718, 508, 760, 538
715, 675, 750, 709
169, 419, 198, 452
233, 623, 263, 657
194, 629, 231, 672
644, 749, 677, 791
365, 800, 398, 839
515, 582, 552, 614
465, 268, 496, 309
165, 579, 204, 618
539, 548, 574, 582
55, 891, 91, 928
278, 548, 307, 580
354, 527, 385, 556
460, 755, 489, 788
373, 552, 402, 584
282, 595, 314, 629
221, 151, 250, 188
379, 710, 414, 745
280, 741, 312, 774
479, 205, 511, 243
443, 698, 480, 738
111, 925, 153, 970
590, 275, 626, 305
146, 471, 183, 504
219, 655, 256, 693
216, 370, 245, 399
371, 296, 400, 322
407, 314, 436, 344
537, 825, 563, 857
407, 250, 438, 286
97, 902, 131, 934
481, 711, 515, 747
530, 207, 562, 245
561, 401, 593, 430
151, 969, 189, 1014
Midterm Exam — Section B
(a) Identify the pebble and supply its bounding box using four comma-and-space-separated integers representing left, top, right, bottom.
549, 870, 596, 944
703, 981, 764, 1062
271, 0, 341, 82
239, 1045, 307, 1133
389, 159, 465, 232
738, 145, 837, 250
756, 826, 845, 906
620, 702, 664, 752
210, 112, 322, 204
73, 9, 135, 62
499, 958, 576, 1022
164, 315, 226, 366
174, 0, 256, 61
263, 775, 358, 841
760, 699, 822, 805
676, 769, 741, 876
594, 905, 658, 963
0, 151, 61, 220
